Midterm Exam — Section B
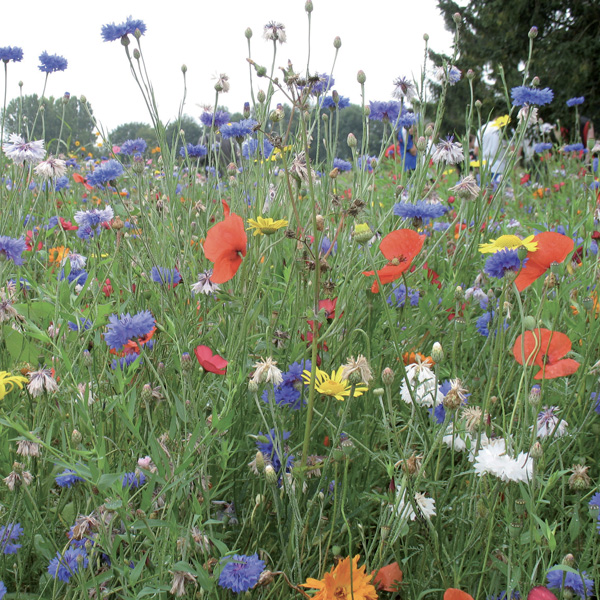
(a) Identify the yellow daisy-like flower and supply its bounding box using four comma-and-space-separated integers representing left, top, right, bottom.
48, 246, 70, 264
0, 371, 28, 401
493, 114, 511, 128
302, 367, 368, 401
301, 555, 378, 600
247, 216, 289, 236
478, 234, 538, 254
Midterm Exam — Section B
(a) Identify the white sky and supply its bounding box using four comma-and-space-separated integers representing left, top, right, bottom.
0, 0, 454, 134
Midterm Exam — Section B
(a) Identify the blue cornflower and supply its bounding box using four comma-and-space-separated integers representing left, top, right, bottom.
48, 548, 89, 583
65, 158, 79, 169
101, 17, 147, 42
397, 108, 418, 128
430, 402, 446, 424
151, 266, 181, 286
200, 110, 231, 128
357, 155, 376, 171
111, 353, 142, 371
54, 176, 69, 192
256, 428, 293, 472
484, 249, 523, 279
220, 119, 258, 140
104, 310, 155, 352
262, 360, 311, 410
59, 268, 88, 286
86, 160, 124, 187
0, 236, 27, 265
510, 86, 554, 106
180, 143, 208, 158
307, 72, 335, 95
592, 392, 600, 415
588, 492, 600, 508
0, 581, 6, 599
369, 101, 401, 124
219, 554, 265, 593
74, 206, 114, 229
68, 317, 92, 332
0, 523, 23, 555
487, 592, 520, 600
333, 158, 352, 172
546, 567, 593, 600
447, 65, 462, 85
122, 472, 146, 489
566, 96, 585, 107
433, 222, 450, 232
563, 143, 585, 153
0, 47, 23, 63
320, 94, 350, 110
241, 138, 273, 160
120, 138, 147, 155
320, 236, 337, 256
476, 311, 493, 337
38, 52, 68, 73
394, 200, 449, 221
388, 283, 420, 308
56, 469, 85, 488
534, 142, 553, 153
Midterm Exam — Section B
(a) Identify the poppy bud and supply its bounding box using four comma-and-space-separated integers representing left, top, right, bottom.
517, 246, 529, 261
509, 521, 522, 540
454, 317, 467, 331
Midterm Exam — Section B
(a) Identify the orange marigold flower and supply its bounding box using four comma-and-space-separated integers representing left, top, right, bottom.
302, 555, 378, 600
48, 246, 69, 263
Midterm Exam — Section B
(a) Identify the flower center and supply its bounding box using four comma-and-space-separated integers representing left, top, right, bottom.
389, 255, 407, 267
318, 380, 346, 397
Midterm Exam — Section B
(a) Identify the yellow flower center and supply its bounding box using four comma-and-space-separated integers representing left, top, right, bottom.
317, 380, 347, 397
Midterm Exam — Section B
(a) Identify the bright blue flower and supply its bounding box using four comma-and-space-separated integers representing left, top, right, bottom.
397, 108, 418, 128
303, 73, 335, 95
180, 143, 208, 158
104, 310, 155, 352
48, 548, 89, 582
262, 360, 311, 410
68, 317, 92, 332
54, 176, 69, 192
101, 17, 147, 42
151, 266, 181, 286
241, 138, 273, 160
59, 268, 88, 286
0, 236, 27, 265
546, 567, 593, 599
433, 222, 450, 232
0, 47, 23, 63
256, 428, 293, 473
111, 353, 142, 371
321, 94, 350, 110
120, 138, 147, 155
534, 142, 552, 153
369, 101, 401, 123
564, 143, 585, 153
333, 158, 352, 172
56, 469, 84, 488
447, 66, 462, 84
0, 581, 6, 599
388, 283, 420, 308
510, 86, 553, 106
220, 119, 258, 140
200, 111, 230, 128
86, 160, 124, 187
65, 158, 79, 169
592, 392, 600, 415
476, 312, 493, 337
394, 200, 449, 221
122, 472, 146, 489
219, 553, 265, 593
38, 52, 68, 73
320, 236, 337, 256
430, 402, 446, 424
484, 249, 524, 279
589, 492, 600, 508
74, 206, 114, 229
566, 96, 585, 107
0, 523, 23, 555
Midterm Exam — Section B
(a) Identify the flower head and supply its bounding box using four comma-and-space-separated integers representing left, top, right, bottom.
263, 22, 286, 43
394, 200, 449, 222
194, 345, 228, 375
341, 355, 373, 385
301, 555, 378, 600
120, 138, 147, 155
55, 469, 85, 488
27, 368, 59, 397
546, 567, 593, 600
48, 548, 88, 582
0, 523, 23, 554
302, 367, 368, 401
180, 143, 208, 158
0, 47, 23, 63
86, 160, 123, 187
3, 134, 45, 165
34, 156, 67, 179
101, 16, 147, 42
484, 249, 524, 279
38, 52, 68, 73
190, 270, 219, 296
203, 213, 247, 283
247, 216, 289, 236
449, 175, 481, 200
0, 237, 27, 266
566, 96, 584, 107
219, 553, 265, 593
104, 310, 155, 352
252, 357, 283, 386
513, 328, 580, 380
392, 75, 417, 100
394, 489, 437, 520
432, 137, 465, 164
401, 361, 444, 407
151, 266, 181, 287
219, 119, 257, 140
369, 101, 401, 124
511, 86, 553, 106
479, 234, 537, 254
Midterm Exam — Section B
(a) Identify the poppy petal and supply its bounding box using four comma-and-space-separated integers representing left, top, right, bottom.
373, 562, 403, 592
514, 232, 574, 292
534, 358, 580, 379
380, 229, 425, 262
204, 213, 247, 284
513, 329, 572, 367
444, 589, 474, 600
528, 587, 558, 600
194, 345, 228, 375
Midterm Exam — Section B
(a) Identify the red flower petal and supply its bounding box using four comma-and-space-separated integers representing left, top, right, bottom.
513, 329, 579, 379
444, 589, 474, 600
528, 587, 558, 600
194, 345, 228, 375
514, 232, 574, 292
203, 213, 247, 284
533, 358, 580, 380
373, 562, 403, 592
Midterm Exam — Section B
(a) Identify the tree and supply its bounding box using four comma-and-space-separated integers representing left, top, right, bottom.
433, 0, 600, 138
165, 114, 202, 149
2, 94, 96, 150
109, 122, 158, 149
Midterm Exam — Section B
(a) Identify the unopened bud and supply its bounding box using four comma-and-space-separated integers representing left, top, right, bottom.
157, 362, 166, 375
452, 12, 462, 24
582, 297, 594, 311
416, 136, 427, 152
529, 384, 541, 406
454, 286, 464, 301
245, 28, 253, 39
532, 76, 540, 86
423, 33, 429, 41
315, 215, 325, 231
381, 367, 395, 386
71, 429, 82, 444
256, 65, 267, 78
431, 342, 444, 364
141, 384, 153, 402
83, 350, 93, 366
134, 28, 142, 40
255, 451, 265, 472
357, 70, 366, 84
562, 554, 575, 567
120, 35, 130, 47
514, 498, 526, 515
373, 388, 384, 397
333, 36, 342, 49
257, 90, 266, 103
523, 315, 536, 330
466, 69, 475, 80
347, 133, 357, 149
181, 352, 193, 372
329, 167, 339, 179
305, 0, 313, 13
475, 99, 482, 109
265, 464, 277, 485
133, 49, 140, 60
454, 317, 467, 331
528, 26, 538, 39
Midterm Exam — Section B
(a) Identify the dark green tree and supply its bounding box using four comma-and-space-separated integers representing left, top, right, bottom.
109, 122, 158, 149
165, 114, 202, 149
2, 94, 96, 149
433, 0, 600, 139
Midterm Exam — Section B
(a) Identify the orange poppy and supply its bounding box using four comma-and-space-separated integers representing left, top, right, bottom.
372, 562, 403, 592
203, 213, 247, 284
444, 590, 474, 600
363, 229, 425, 293
514, 232, 574, 292
512, 328, 580, 380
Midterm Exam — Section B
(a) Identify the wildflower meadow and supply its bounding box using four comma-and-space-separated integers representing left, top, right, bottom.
0, 5, 599, 600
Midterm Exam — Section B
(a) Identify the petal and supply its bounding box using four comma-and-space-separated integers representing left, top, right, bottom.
373, 562, 403, 592
528, 587, 559, 600
533, 358, 580, 379
513, 329, 573, 367
380, 229, 425, 262
444, 589, 474, 600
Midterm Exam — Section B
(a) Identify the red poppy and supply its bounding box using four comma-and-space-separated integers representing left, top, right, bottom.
102, 279, 113, 297
194, 345, 228, 375
362, 229, 425, 293
514, 232, 574, 292
203, 213, 247, 284
512, 328, 580, 380
72, 172, 93, 191
528, 587, 558, 600
520, 173, 531, 185
372, 562, 403, 592
25, 230, 43, 251
59, 217, 78, 231
444, 590, 474, 600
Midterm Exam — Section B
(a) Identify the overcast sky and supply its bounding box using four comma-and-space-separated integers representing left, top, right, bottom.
0, 0, 455, 135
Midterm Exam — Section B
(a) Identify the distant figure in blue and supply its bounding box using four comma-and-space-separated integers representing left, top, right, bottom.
385, 125, 417, 171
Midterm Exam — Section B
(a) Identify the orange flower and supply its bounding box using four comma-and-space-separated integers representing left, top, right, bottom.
444, 589, 474, 600
302, 555, 378, 600
363, 229, 425, 293
403, 351, 434, 366
48, 246, 69, 264
514, 232, 574, 292
372, 562, 402, 592
512, 328, 580, 380
203, 213, 247, 283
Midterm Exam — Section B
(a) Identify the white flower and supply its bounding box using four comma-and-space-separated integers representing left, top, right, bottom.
2, 133, 46, 165
392, 76, 417, 101
472, 438, 533, 483
251, 357, 283, 386
535, 406, 568, 438
400, 362, 444, 407
442, 423, 489, 452
190, 270, 219, 296
432, 138, 465, 165
34, 155, 67, 179
263, 21, 286, 43
27, 368, 59, 397
393, 489, 436, 521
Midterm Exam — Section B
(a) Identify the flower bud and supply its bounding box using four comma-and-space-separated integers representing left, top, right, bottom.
529, 384, 541, 406
475, 100, 482, 109
329, 167, 339, 179
357, 70, 366, 84
71, 429, 82, 444
454, 317, 467, 331
569, 464, 591, 491
562, 554, 575, 567
121, 35, 130, 47
265, 464, 278, 484
530, 441, 543, 459
466, 69, 475, 80
181, 64, 187, 73
353, 224, 373, 245
373, 388, 384, 397
454, 286, 464, 301
141, 384, 153, 402
528, 26, 538, 39
305, 0, 313, 13
381, 367, 395, 386
582, 297, 594, 311
509, 521, 522, 540
255, 451, 265, 472
416, 136, 427, 152
134, 28, 143, 40
257, 90, 266, 103
133, 49, 141, 60
83, 350, 93, 367
347, 133, 357, 149
248, 380, 258, 392
423, 33, 429, 41
431, 342, 444, 364
550, 261, 560, 275
452, 12, 462, 24
157, 362, 166, 375
532, 76, 540, 86
333, 36, 342, 49
514, 498, 526, 515
315, 215, 325, 231
256, 65, 267, 78
425, 124, 434, 137
245, 27, 253, 39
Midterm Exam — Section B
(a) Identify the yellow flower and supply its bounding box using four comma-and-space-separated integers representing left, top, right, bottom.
301, 555, 378, 600
247, 216, 289, 236
48, 246, 70, 264
478, 234, 538, 254
302, 367, 368, 401
493, 114, 511, 128
0, 371, 28, 400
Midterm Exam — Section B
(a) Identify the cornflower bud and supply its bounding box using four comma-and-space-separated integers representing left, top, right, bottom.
532, 76, 540, 86
333, 36, 342, 49
347, 133, 357, 148
475, 100, 482, 109
133, 49, 141, 60
466, 69, 475, 80
305, 0, 313, 13
181, 64, 187, 73
528, 26, 538, 39
315, 215, 325, 231
423, 33, 429, 41
72, 429, 82, 444
257, 90, 266, 103
245, 28, 253, 39
357, 70, 366, 84
416, 136, 427, 152
431, 342, 444, 364
452, 12, 462, 24
381, 367, 395, 386
265, 464, 277, 484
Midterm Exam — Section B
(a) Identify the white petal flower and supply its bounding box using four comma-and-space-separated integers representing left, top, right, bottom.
400, 362, 444, 407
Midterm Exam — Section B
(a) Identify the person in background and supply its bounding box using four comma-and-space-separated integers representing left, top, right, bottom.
397, 124, 417, 171
474, 115, 510, 183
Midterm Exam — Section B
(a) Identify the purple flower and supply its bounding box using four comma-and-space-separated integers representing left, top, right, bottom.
534, 142, 553, 153
101, 17, 147, 42
0, 581, 6, 599
200, 111, 231, 128
220, 119, 258, 140
262, 360, 311, 410
48, 548, 89, 582
320, 95, 350, 110
388, 283, 420, 308
510, 86, 553, 107
56, 469, 85, 488
546, 567, 593, 599
180, 143, 208, 158
0, 523, 23, 555
0, 236, 27, 265
86, 160, 124, 187
120, 138, 147, 155
566, 97, 585, 107
256, 428, 293, 473
333, 158, 352, 172
484, 249, 524, 279
74, 206, 114, 228
111, 353, 142, 370
394, 200, 449, 221
38, 52, 68, 73
122, 472, 146, 489
564, 143, 585, 153
306, 73, 335, 96
0, 47, 23, 63
369, 101, 401, 123
218, 554, 265, 593
68, 317, 93, 332
151, 266, 181, 286
104, 310, 155, 352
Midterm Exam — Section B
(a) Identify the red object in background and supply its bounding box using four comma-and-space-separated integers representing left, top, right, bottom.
194, 345, 228, 375
203, 213, 247, 284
